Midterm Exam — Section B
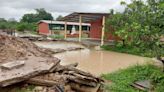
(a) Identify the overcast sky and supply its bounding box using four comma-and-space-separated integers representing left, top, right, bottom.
0, 0, 131, 21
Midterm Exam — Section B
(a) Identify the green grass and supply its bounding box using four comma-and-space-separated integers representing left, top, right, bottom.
49, 34, 64, 39
101, 45, 160, 57
13, 85, 35, 92
30, 31, 38, 35
101, 64, 164, 92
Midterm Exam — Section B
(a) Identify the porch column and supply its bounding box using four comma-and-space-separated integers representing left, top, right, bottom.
101, 16, 106, 46
64, 21, 67, 39
79, 15, 82, 42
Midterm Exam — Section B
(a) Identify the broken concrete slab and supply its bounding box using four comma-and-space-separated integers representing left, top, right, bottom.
131, 80, 153, 91
1, 61, 25, 70
66, 47, 84, 51
0, 56, 60, 87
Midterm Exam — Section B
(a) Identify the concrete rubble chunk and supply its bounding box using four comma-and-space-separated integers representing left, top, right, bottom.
0, 57, 60, 87
0, 34, 104, 92
132, 80, 153, 91
1, 61, 25, 70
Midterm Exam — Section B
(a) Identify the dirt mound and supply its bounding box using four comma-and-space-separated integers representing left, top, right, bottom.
0, 34, 53, 63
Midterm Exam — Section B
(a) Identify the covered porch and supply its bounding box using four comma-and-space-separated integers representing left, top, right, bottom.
58, 12, 110, 46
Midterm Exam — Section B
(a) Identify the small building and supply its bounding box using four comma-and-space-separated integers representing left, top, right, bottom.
38, 12, 117, 45
38, 20, 90, 37
59, 12, 118, 45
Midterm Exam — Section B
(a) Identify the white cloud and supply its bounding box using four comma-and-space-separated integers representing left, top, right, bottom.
0, 0, 132, 21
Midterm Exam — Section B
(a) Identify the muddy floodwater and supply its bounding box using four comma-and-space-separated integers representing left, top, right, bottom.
35, 41, 147, 76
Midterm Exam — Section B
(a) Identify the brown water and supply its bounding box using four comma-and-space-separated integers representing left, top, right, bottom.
35, 42, 147, 76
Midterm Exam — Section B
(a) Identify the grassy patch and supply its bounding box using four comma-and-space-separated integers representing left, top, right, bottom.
13, 85, 35, 92
49, 34, 64, 39
101, 45, 161, 57
101, 64, 164, 92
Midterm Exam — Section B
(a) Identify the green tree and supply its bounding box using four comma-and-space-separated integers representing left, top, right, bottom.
16, 23, 37, 32
35, 8, 53, 21
21, 14, 36, 23
107, 0, 164, 57
21, 8, 53, 23
56, 15, 63, 20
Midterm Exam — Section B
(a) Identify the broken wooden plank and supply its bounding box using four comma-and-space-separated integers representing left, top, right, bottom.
26, 73, 67, 87
55, 66, 103, 83
55, 63, 78, 72
64, 74, 97, 87
1, 61, 25, 70
27, 78, 59, 87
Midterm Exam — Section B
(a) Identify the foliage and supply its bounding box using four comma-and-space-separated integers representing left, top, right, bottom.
0, 18, 37, 32
107, 0, 164, 57
0, 20, 17, 30
21, 8, 53, 23
16, 22, 37, 32
101, 45, 157, 57
102, 64, 164, 92
56, 15, 63, 20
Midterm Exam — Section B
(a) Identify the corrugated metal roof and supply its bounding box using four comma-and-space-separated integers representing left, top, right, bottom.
58, 12, 110, 23
38, 20, 91, 26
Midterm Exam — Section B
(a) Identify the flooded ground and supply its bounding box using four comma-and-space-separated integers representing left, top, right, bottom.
35, 41, 84, 49
35, 41, 147, 76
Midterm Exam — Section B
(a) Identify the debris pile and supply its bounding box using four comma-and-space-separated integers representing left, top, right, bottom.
0, 34, 54, 63
0, 34, 103, 92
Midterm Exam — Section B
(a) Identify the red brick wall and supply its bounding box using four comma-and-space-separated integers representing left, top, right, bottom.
38, 22, 50, 35
90, 19, 102, 39
89, 18, 118, 41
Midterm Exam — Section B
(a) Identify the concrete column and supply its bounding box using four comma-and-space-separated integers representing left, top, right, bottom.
64, 21, 67, 39
79, 15, 82, 42
101, 16, 105, 46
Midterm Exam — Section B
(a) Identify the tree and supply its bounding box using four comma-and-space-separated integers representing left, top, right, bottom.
35, 8, 53, 21
16, 23, 37, 32
0, 18, 17, 30
107, 0, 164, 57
8, 18, 17, 22
56, 15, 63, 20
0, 18, 7, 22
21, 8, 53, 23
21, 14, 36, 23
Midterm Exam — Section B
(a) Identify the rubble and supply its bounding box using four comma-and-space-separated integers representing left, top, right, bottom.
0, 34, 104, 92
1, 60, 25, 70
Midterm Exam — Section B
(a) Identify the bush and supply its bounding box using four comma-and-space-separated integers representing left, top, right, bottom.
16, 22, 37, 32
101, 45, 164, 57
